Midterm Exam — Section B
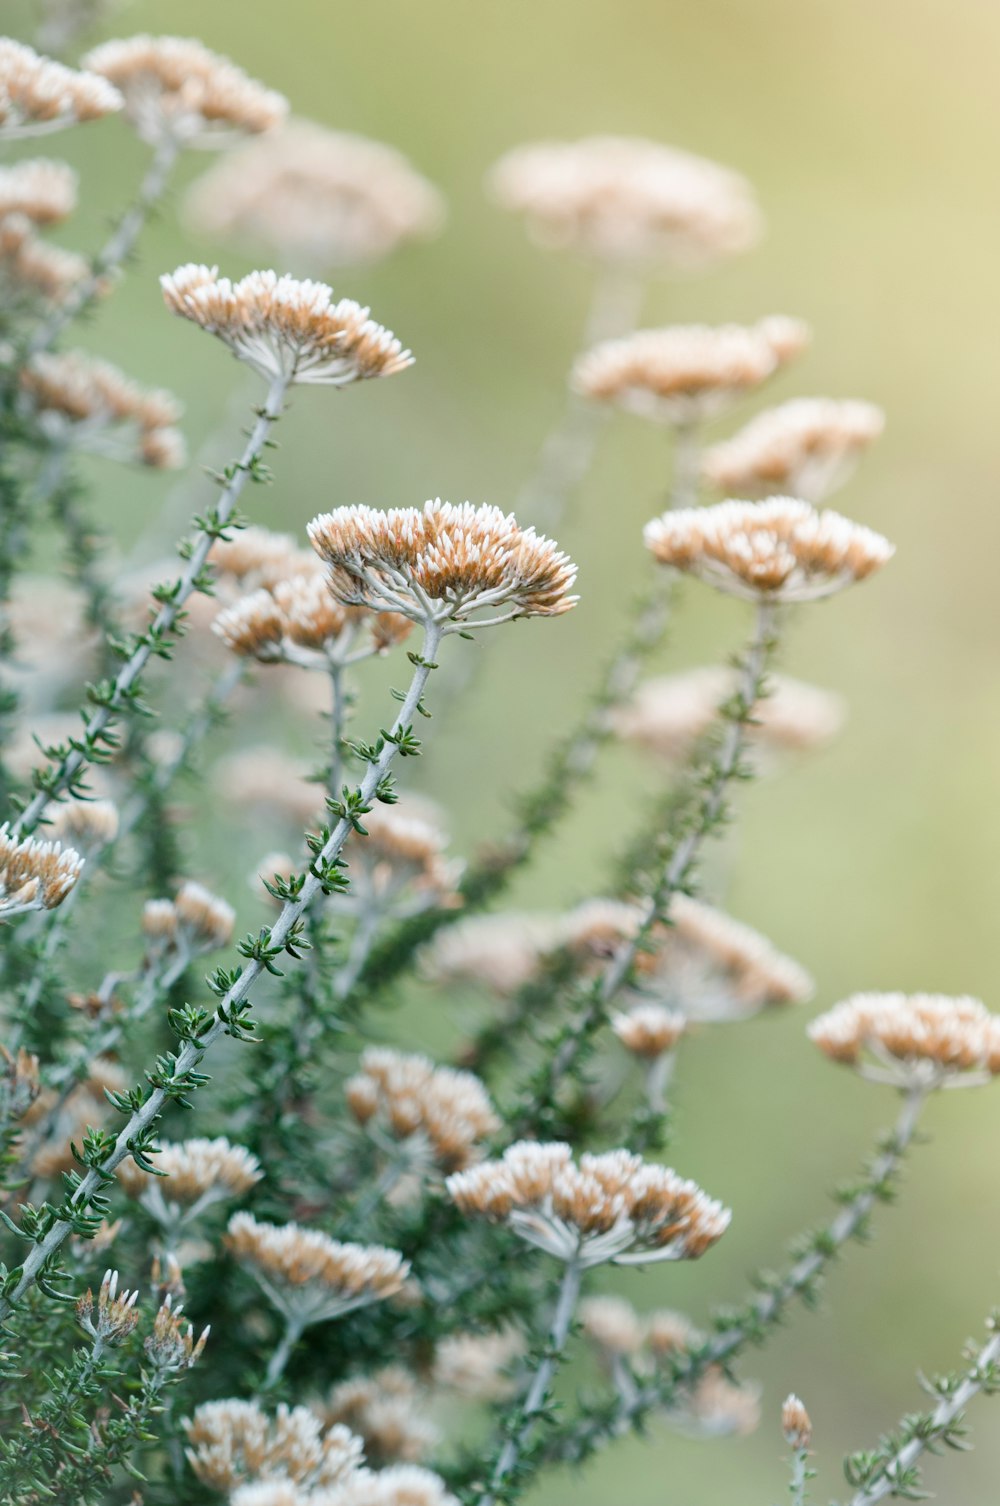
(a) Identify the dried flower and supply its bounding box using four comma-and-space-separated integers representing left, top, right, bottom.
489, 135, 761, 269
447, 1142, 730, 1268
0, 158, 77, 223
118, 1136, 262, 1227
808, 992, 1000, 1090
782, 1393, 813, 1450
161, 264, 412, 387
226, 1213, 409, 1328
76, 1268, 140, 1346
186, 1399, 363, 1490
422, 912, 563, 996
703, 397, 885, 503
213, 573, 411, 668
0, 39, 122, 139
611, 1003, 686, 1058
145, 1292, 209, 1372
431, 1329, 525, 1401
20, 349, 185, 468
580, 1294, 645, 1357
643, 497, 894, 603
679, 1369, 761, 1437
0, 214, 90, 307
340, 803, 460, 916
49, 797, 119, 856
174, 879, 236, 951
614, 668, 845, 762
0, 821, 83, 917
185, 120, 444, 268
308, 501, 578, 630
81, 35, 287, 148
209, 525, 309, 588
645, 1309, 701, 1358
346, 1048, 500, 1175
321, 1368, 439, 1466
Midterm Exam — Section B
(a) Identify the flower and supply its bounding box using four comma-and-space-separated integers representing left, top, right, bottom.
77, 1269, 140, 1346
808, 992, 1000, 1090
49, 798, 119, 856
702, 397, 885, 503
141, 880, 235, 957
307, 501, 578, 630
488, 135, 761, 269
580, 1294, 646, 1357
185, 120, 444, 268
339, 802, 460, 916
611, 1003, 686, 1058
431, 1329, 524, 1400
643, 497, 895, 602
81, 35, 287, 148
782, 1394, 813, 1450
0, 821, 83, 918
0, 39, 122, 139
320, 1368, 439, 1466
0, 214, 90, 308
186, 1400, 363, 1491
346, 1048, 500, 1175
614, 668, 845, 762
573, 320, 807, 427
213, 572, 411, 668
161, 265, 412, 387
447, 1142, 730, 1268
118, 1136, 262, 1223
421, 913, 562, 997
20, 349, 185, 469
145, 1293, 209, 1373
225, 1213, 409, 1328
0, 158, 77, 223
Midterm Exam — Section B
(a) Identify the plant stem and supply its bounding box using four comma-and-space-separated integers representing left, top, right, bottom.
261, 1312, 306, 1392
477, 1257, 582, 1506
0, 619, 443, 1322
13, 374, 289, 839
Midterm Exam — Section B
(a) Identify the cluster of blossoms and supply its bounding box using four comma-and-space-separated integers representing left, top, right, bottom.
0, 157, 76, 223
447, 1142, 730, 1267
614, 667, 845, 763
162, 264, 413, 387
118, 1136, 263, 1232
186, 120, 444, 268
141, 880, 236, 958
229, 1464, 458, 1506
320, 1368, 439, 1466
809, 992, 1000, 1090
81, 34, 288, 148
489, 134, 761, 269
573, 318, 809, 426
20, 349, 186, 468
644, 496, 895, 602
0, 212, 90, 308
186, 1400, 364, 1493
225, 1213, 409, 1329
308, 501, 578, 630
702, 396, 885, 503
48, 797, 120, 859
0, 820, 83, 918
345, 1047, 500, 1175
337, 802, 461, 919
76, 1268, 140, 1348
0, 38, 122, 139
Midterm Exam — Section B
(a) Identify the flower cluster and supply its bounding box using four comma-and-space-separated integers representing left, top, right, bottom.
320, 1368, 438, 1466
346, 1047, 500, 1174
447, 1142, 730, 1267
0, 213, 90, 307
225, 1213, 409, 1327
161, 265, 412, 387
489, 134, 761, 268
186, 120, 445, 268
702, 396, 885, 503
145, 1293, 211, 1374
20, 349, 186, 468
230, 1463, 458, 1506
809, 992, 1000, 1090
213, 569, 412, 668
573, 319, 808, 425
141, 880, 236, 956
0, 821, 83, 918
0, 38, 122, 139
82, 35, 287, 148
339, 803, 461, 917
0, 158, 77, 224
118, 1135, 262, 1223
49, 797, 120, 858
76, 1268, 139, 1347
307, 501, 578, 629
186, 1400, 364, 1491
644, 496, 894, 602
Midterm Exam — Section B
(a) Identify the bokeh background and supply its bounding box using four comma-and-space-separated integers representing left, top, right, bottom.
7, 0, 1000, 1500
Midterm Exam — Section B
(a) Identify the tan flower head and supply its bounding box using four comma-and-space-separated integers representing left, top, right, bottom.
21, 349, 185, 468
0, 821, 83, 917
808, 992, 1000, 1090
209, 525, 305, 589
308, 501, 578, 630
0, 158, 76, 223
447, 1141, 730, 1268
614, 668, 845, 762
0, 39, 122, 139
226, 1212, 409, 1328
682, 1369, 761, 1438
645, 1308, 701, 1358
145, 1293, 209, 1373
573, 319, 806, 427
49, 797, 119, 856
421, 913, 563, 996
186, 1399, 363, 1491
782, 1394, 813, 1450
341, 802, 460, 915
489, 135, 761, 269
580, 1294, 645, 1357
82, 35, 287, 148
430, 1329, 525, 1400
77, 1268, 139, 1345
186, 120, 444, 268
644, 496, 895, 603
0, 214, 90, 306
611, 1002, 686, 1058
162, 264, 412, 387
118, 1135, 262, 1221
213, 572, 410, 668
321, 1368, 438, 1466
174, 880, 236, 952
703, 397, 885, 504
346, 1048, 499, 1175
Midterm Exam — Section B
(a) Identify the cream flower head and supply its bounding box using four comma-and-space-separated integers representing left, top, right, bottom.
81, 35, 287, 149
809, 992, 1000, 1091
307, 501, 578, 631
0, 39, 122, 139
0, 822, 83, 918
643, 497, 894, 602
702, 397, 885, 504
161, 265, 412, 387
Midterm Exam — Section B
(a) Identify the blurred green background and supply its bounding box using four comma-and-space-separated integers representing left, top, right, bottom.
8, 0, 1000, 1500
